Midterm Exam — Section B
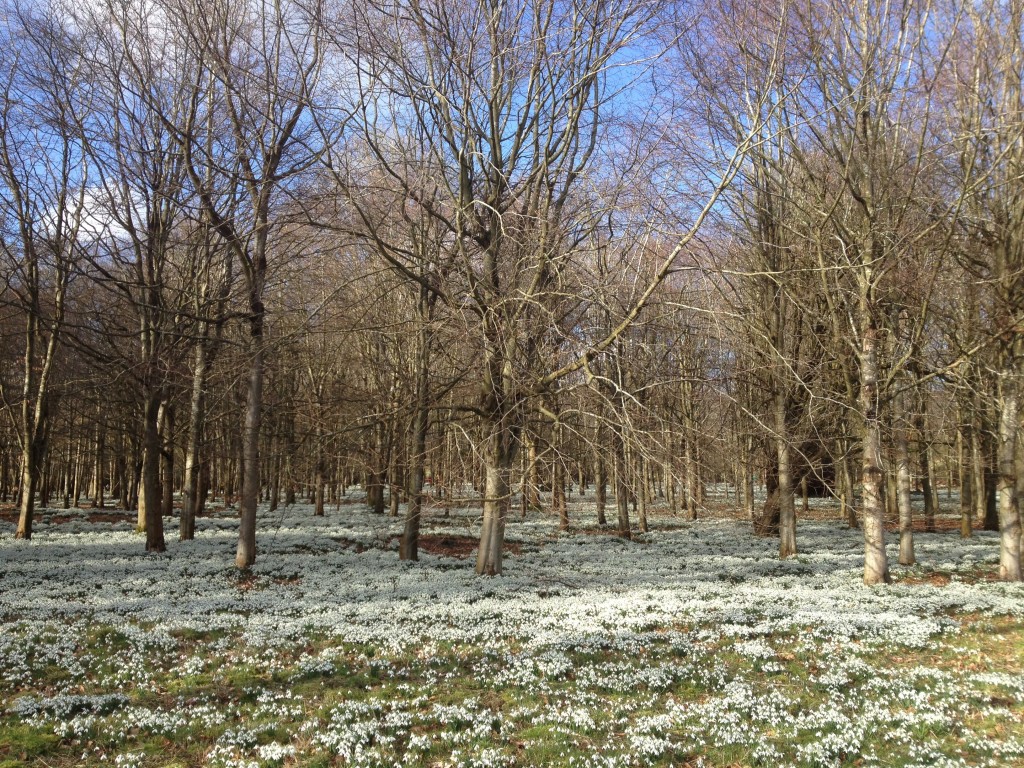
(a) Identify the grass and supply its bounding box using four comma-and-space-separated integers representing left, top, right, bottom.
7, 617, 1020, 767
3, 501, 1024, 767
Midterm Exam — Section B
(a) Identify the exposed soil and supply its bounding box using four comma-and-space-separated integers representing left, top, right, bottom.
417, 534, 521, 558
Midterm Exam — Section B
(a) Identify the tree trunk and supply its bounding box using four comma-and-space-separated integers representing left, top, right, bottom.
997, 373, 1021, 581
401, 322, 430, 561
958, 423, 973, 537
160, 398, 174, 521
92, 414, 105, 509
742, 435, 754, 519
637, 457, 649, 534
915, 396, 935, 533
476, 425, 514, 575
236, 324, 264, 570
896, 387, 915, 566
776, 393, 796, 558
142, 391, 166, 553
860, 321, 891, 585
595, 455, 607, 526
15, 438, 41, 540
613, 425, 631, 539
181, 341, 210, 540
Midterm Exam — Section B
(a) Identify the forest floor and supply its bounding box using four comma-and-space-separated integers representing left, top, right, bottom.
1, 489, 1022, 768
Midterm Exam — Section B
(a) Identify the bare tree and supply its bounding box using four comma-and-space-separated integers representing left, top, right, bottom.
0, 4, 89, 539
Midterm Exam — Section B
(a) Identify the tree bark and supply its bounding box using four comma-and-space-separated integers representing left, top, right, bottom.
235, 321, 264, 570
860, 321, 891, 585
776, 392, 796, 558
181, 340, 211, 540
142, 391, 166, 553
997, 373, 1021, 581
896, 386, 915, 566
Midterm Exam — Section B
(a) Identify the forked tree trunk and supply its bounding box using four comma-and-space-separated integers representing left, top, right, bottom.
476, 427, 514, 575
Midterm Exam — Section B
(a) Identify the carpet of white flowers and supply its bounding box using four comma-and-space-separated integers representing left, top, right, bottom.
1, 490, 1023, 768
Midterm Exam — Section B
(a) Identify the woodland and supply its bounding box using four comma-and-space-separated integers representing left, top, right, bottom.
2, 0, 1023, 583
2, 0, 1024, 764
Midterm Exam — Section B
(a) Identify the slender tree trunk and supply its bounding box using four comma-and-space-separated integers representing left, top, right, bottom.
314, 416, 326, 517
92, 414, 105, 509
401, 319, 430, 560
595, 455, 607, 526
553, 417, 568, 530
638, 457, 649, 534
742, 435, 754, 519
142, 391, 166, 553
613, 423, 631, 539
525, 433, 540, 510
915, 397, 935, 533
236, 322, 264, 570
996, 372, 1021, 581
160, 398, 174, 520
896, 387, 915, 566
181, 341, 210, 540
959, 422, 973, 538
776, 392, 796, 558
684, 433, 696, 521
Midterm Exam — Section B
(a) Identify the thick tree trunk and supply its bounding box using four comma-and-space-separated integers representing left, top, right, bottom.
15, 439, 40, 540
595, 455, 607, 526
860, 322, 891, 585
476, 428, 513, 575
